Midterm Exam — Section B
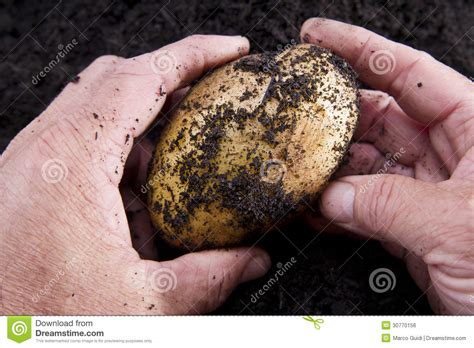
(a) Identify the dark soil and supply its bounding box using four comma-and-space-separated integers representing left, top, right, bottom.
1, 0, 473, 315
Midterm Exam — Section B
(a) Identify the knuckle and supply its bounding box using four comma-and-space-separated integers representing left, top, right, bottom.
85, 55, 125, 78
363, 176, 403, 233
186, 34, 207, 42
180, 35, 206, 58
382, 95, 398, 115
90, 54, 122, 67
415, 49, 434, 62
112, 58, 135, 75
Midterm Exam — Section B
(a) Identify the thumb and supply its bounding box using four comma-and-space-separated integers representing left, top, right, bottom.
143, 247, 270, 314
320, 174, 440, 255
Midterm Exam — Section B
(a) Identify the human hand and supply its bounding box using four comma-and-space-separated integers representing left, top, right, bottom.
0, 35, 270, 315
301, 18, 473, 314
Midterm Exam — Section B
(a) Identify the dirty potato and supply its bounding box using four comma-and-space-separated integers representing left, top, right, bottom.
148, 44, 359, 250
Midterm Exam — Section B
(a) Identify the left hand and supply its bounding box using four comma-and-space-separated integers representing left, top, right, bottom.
0, 35, 270, 315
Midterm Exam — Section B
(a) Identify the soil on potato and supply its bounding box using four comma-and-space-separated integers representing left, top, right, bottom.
1, 0, 473, 315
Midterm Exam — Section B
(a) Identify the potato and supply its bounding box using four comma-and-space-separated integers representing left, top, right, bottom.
148, 44, 359, 250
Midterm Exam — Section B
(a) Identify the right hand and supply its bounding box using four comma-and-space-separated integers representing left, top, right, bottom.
302, 18, 474, 314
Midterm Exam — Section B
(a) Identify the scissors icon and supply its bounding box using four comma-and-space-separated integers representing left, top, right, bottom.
303, 315, 324, 330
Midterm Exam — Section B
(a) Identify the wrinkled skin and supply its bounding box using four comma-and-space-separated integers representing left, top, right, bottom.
302, 19, 474, 314
0, 35, 270, 315
1, 19, 473, 315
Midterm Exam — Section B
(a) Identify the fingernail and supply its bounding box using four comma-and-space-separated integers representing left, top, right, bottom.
321, 181, 355, 223
233, 35, 249, 44
241, 252, 271, 283
233, 36, 250, 56
301, 17, 324, 41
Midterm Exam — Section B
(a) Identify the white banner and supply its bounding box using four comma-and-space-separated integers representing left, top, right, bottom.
0, 316, 472, 347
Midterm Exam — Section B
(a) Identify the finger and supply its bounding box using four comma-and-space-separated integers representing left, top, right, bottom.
16, 36, 247, 159
138, 36, 248, 92
121, 183, 156, 260
4, 35, 249, 188
87, 35, 248, 183
142, 247, 270, 314
300, 18, 472, 126
121, 138, 153, 213
129, 208, 158, 261
426, 285, 449, 314
121, 183, 157, 260
356, 90, 427, 165
107, 35, 249, 136
406, 252, 431, 292
356, 90, 449, 180
319, 174, 449, 257
122, 137, 154, 186
335, 143, 414, 179
121, 138, 157, 259
414, 148, 451, 182
452, 147, 474, 181
428, 265, 474, 315
381, 241, 431, 292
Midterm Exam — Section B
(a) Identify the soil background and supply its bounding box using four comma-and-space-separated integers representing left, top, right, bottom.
1, 0, 473, 315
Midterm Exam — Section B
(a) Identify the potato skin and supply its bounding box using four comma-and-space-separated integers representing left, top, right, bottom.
148, 44, 359, 250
